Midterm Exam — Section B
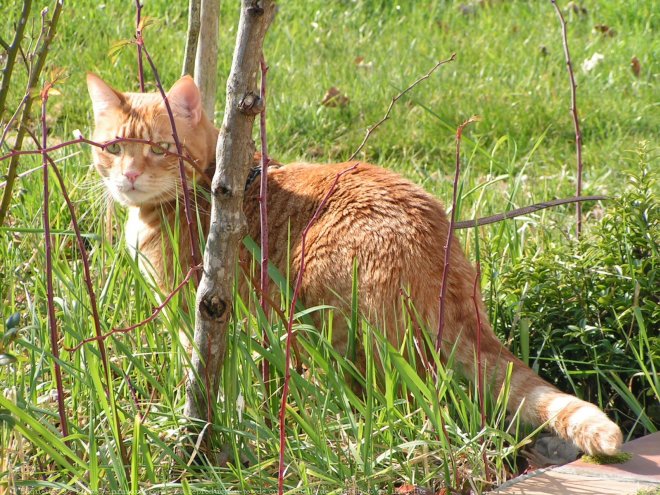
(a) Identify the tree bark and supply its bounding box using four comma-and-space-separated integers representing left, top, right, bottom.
181, 0, 201, 77
185, 0, 275, 426
194, 0, 221, 118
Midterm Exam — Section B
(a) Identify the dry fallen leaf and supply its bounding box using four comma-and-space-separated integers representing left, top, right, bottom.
395, 484, 435, 495
566, 1, 588, 15
395, 484, 416, 494
594, 24, 617, 37
354, 56, 374, 71
631, 56, 641, 77
321, 86, 349, 108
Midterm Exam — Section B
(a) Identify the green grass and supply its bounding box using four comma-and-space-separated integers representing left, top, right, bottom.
1, 0, 658, 493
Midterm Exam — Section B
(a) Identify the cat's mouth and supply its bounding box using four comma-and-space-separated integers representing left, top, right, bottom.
108, 179, 162, 207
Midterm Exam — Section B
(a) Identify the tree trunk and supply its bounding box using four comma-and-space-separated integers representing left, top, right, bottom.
181, 0, 201, 77
194, 0, 220, 118
185, 0, 275, 428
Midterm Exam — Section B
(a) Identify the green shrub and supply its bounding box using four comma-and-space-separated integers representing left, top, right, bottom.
493, 155, 659, 440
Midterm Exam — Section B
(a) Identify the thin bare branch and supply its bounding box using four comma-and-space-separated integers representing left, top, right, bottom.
0, 162, 42, 189
135, 0, 145, 91
435, 116, 479, 356
258, 54, 271, 388
348, 53, 456, 161
0, 0, 32, 117
454, 195, 607, 230
66, 264, 202, 353
140, 43, 202, 281
550, 0, 584, 237
471, 261, 490, 482
32, 88, 130, 467
0, 135, 211, 185
279, 163, 359, 494
39, 83, 68, 439
0, 0, 62, 227
24, 128, 109, 379
0, 93, 29, 148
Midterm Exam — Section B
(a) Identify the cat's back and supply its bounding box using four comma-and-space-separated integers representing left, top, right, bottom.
246, 161, 449, 244
265, 161, 446, 223
244, 161, 453, 319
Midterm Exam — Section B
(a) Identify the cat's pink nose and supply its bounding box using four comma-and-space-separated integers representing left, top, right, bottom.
124, 170, 142, 183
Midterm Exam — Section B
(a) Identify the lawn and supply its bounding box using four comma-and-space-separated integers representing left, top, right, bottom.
1, 0, 658, 493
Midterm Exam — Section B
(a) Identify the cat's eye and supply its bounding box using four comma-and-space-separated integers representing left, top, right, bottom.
150, 142, 171, 155
106, 143, 121, 154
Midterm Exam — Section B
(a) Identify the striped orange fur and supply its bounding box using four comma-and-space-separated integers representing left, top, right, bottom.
88, 74, 623, 455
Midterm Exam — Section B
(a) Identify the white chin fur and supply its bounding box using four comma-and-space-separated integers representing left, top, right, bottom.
110, 189, 157, 207
106, 181, 159, 207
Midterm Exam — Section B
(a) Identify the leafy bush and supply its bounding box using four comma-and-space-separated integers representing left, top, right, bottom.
493, 153, 659, 439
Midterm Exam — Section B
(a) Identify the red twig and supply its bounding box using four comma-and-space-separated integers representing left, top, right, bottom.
40, 83, 68, 439
0, 135, 211, 185
550, 0, 583, 237
258, 54, 271, 389
28, 133, 134, 481
348, 54, 456, 161
278, 163, 359, 495
24, 129, 110, 380
139, 42, 202, 283
66, 264, 201, 353
135, 1, 145, 92
435, 116, 479, 357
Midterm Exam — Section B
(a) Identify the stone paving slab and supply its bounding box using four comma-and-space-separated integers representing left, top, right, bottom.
491, 432, 660, 495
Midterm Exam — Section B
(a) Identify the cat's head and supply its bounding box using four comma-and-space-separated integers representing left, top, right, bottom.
87, 74, 215, 207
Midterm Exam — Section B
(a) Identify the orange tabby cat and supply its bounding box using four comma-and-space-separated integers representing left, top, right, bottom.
87, 73, 623, 455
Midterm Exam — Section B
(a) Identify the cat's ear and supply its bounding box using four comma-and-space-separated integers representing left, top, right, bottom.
87, 73, 125, 119
167, 76, 202, 126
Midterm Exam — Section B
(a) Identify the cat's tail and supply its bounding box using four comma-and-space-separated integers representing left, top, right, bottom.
473, 330, 623, 455
520, 383, 623, 455
423, 246, 624, 455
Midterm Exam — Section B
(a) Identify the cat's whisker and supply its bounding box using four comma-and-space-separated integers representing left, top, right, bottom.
86, 190, 112, 215
76, 180, 106, 192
